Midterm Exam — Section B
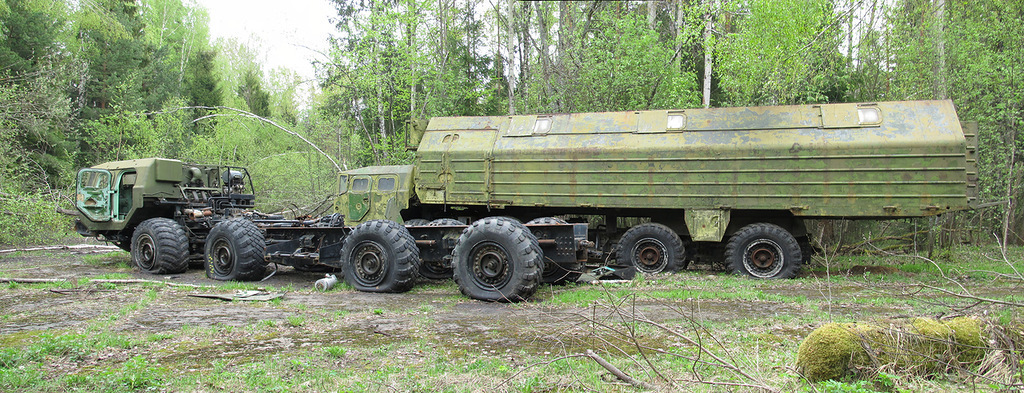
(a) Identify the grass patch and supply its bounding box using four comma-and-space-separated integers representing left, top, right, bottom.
82, 251, 131, 269
286, 316, 305, 327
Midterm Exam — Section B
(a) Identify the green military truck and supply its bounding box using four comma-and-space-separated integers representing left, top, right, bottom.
73, 159, 275, 280
74, 100, 976, 302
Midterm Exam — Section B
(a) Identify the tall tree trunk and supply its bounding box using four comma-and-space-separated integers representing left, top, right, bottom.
536, 1, 553, 111
517, 1, 531, 110
933, 0, 947, 99
648, 0, 657, 30
702, 1, 714, 108
407, 3, 416, 117
559, 1, 572, 54
506, 0, 516, 115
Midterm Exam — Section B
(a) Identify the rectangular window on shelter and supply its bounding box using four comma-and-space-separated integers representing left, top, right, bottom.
667, 113, 686, 130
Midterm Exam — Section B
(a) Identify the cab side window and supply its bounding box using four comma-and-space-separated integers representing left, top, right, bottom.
378, 177, 396, 192
352, 177, 370, 192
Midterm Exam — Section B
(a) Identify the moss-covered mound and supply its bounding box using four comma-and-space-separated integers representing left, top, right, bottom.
796, 317, 986, 382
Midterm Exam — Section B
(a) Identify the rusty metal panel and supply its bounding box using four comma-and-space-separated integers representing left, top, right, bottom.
684, 105, 820, 131
415, 100, 971, 218
685, 209, 731, 242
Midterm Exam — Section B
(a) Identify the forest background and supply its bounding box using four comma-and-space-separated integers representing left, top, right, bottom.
0, 0, 1020, 248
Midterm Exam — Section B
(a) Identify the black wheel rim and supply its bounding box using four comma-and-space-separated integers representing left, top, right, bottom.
137, 234, 156, 270
211, 238, 234, 275
542, 259, 559, 277
743, 238, 784, 278
631, 238, 668, 273
352, 240, 388, 286
422, 260, 450, 276
469, 241, 512, 288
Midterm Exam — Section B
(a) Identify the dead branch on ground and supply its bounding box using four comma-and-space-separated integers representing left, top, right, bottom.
0, 244, 121, 254
0, 277, 205, 288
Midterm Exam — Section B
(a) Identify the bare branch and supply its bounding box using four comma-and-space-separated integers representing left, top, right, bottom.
585, 349, 656, 390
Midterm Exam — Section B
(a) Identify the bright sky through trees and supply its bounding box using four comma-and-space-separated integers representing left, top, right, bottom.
194, 0, 335, 82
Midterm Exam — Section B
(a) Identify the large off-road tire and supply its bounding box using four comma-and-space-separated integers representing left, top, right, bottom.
340, 220, 419, 292
416, 218, 467, 280
615, 223, 687, 274
293, 264, 341, 273
453, 217, 541, 302
528, 217, 581, 284
427, 218, 464, 226
404, 218, 429, 226
541, 260, 582, 285
526, 217, 568, 225
204, 219, 267, 281
725, 223, 802, 279
130, 218, 189, 274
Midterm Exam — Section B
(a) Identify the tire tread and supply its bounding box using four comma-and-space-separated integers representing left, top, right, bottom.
725, 223, 802, 279
614, 222, 687, 274
131, 217, 189, 274
452, 217, 540, 302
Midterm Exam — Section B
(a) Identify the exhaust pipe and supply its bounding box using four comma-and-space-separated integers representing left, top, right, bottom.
314, 274, 338, 292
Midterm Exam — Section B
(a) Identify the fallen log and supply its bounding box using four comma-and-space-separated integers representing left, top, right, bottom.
0, 244, 121, 254
0, 277, 204, 288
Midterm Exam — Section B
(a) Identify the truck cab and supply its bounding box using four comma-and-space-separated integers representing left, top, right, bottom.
74, 158, 255, 246
335, 165, 417, 226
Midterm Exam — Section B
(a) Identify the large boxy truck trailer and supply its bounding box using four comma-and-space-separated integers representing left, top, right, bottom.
75, 100, 976, 302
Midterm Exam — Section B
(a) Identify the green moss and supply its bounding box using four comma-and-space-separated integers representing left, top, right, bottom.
799, 317, 990, 383
945, 317, 984, 363
909, 317, 951, 338
796, 322, 882, 382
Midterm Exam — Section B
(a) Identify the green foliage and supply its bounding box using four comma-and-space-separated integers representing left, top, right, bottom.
525, 6, 700, 112
718, 0, 849, 105
0, 0, 66, 74
813, 379, 885, 393
237, 69, 272, 118
285, 316, 305, 327
0, 186, 73, 246
83, 100, 194, 162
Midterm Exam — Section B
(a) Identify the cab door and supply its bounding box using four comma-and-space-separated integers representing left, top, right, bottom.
76, 169, 112, 222
347, 175, 371, 223
372, 175, 400, 222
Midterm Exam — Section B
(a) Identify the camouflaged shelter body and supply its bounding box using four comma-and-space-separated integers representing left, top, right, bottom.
412, 100, 974, 217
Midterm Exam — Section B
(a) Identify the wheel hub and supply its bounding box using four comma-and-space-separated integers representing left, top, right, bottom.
471, 243, 511, 287
212, 239, 234, 274
137, 234, 156, 269
632, 239, 668, 273
353, 241, 387, 286
743, 239, 785, 278
750, 247, 776, 268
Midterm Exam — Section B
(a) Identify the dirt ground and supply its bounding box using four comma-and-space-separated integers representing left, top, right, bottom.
0, 244, 900, 348
2, 242, 1017, 391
